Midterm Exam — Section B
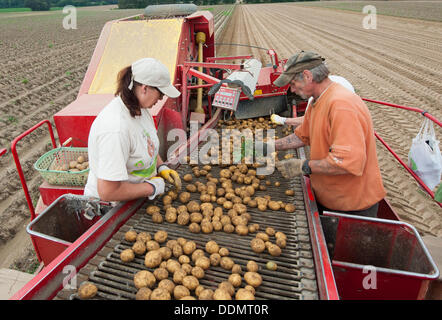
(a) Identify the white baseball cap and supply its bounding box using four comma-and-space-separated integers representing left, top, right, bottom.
128, 58, 181, 98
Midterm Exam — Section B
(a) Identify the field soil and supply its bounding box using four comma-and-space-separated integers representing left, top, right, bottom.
217, 4, 442, 237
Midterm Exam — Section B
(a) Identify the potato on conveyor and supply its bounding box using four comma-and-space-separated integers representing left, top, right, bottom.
162, 195, 173, 206
132, 241, 146, 255
219, 281, 235, 296
191, 266, 205, 279
154, 230, 168, 243
268, 201, 281, 211
124, 230, 137, 242
167, 259, 181, 274
136, 231, 151, 244
151, 212, 163, 224
78, 282, 97, 299
223, 224, 234, 233
228, 273, 242, 288
182, 275, 199, 291
276, 237, 287, 249
210, 253, 221, 266
158, 279, 175, 294
177, 212, 190, 226
245, 285, 255, 295
178, 255, 190, 264
268, 244, 282, 257
146, 205, 160, 215
146, 240, 160, 251
177, 205, 188, 215
150, 288, 171, 300
180, 296, 196, 300
256, 232, 269, 242
213, 288, 232, 300
285, 189, 295, 196
144, 250, 163, 268
235, 288, 255, 300
120, 249, 135, 262
285, 203, 296, 213
179, 192, 191, 204
182, 240, 196, 255
220, 257, 234, 270
195, 256, 211, 270
265, 227, 276, 236
134, 270, 156, 289
250, 238, 266, 253
189, 222, 201, 233
186, 184, 197, 192
172, 244, 183, 258
213, 221, 223, 231
191, 249, 205, 262
187, 201, 200, 213
244, 271, 262, 288
266, 261, 278, 271
247, 260, 259, 272
174, 285, 190, 300
159, 247, 172, 260
183, 174, 193, 182
205, 240, 219, 254
232, 264, 242, 274
135, 287, 152, 300
182, 263, 192, 275
153, 267, 169, 281
201, 221, 213, 234
199, 289, 214, 300
165, 209, 177, 223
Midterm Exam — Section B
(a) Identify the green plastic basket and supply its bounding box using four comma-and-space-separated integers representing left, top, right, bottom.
34, 147, 89, 186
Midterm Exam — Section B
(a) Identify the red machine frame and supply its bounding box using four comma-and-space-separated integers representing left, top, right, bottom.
5, 10, 441, 300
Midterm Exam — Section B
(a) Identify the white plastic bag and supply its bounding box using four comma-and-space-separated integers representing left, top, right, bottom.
408, 118, 442, 190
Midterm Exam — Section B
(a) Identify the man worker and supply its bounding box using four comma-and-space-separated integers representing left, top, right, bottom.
272, 51, 386, 217
271, 75, 355, 128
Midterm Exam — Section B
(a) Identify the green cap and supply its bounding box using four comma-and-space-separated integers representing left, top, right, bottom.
274, 51, 325, 87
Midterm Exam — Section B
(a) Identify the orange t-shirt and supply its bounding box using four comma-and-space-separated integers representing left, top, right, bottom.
294, 83, 386, 211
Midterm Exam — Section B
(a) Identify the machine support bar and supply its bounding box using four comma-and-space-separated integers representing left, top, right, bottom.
206, 55, 252, 62
184, 61, 243, 70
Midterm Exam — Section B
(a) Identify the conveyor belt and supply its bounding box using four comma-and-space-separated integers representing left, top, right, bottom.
55, 123, 319, 300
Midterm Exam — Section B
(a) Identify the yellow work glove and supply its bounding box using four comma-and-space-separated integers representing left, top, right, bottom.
157, 165, 182, 191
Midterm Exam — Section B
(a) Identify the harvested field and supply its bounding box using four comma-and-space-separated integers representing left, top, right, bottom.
217, 4, 442, 237
0, 5, 233, 272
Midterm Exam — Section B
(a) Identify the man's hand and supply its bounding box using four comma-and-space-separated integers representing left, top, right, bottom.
145, 177, 165, 200
276, 158, 304, 178
158, 165, 182, 191
271, 114, 286, 125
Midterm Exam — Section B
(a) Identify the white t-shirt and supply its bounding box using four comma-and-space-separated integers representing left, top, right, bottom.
306, 75, 355, 109
84, 96, 160, 199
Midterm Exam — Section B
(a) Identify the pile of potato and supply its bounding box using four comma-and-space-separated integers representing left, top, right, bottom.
52, 155, 89, 172
113, 231, 263, 300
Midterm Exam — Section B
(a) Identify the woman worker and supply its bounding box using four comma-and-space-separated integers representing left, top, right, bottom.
84, 58, 182, 202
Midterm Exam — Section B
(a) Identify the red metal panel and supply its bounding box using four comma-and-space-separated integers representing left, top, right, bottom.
39, 181, 84, 206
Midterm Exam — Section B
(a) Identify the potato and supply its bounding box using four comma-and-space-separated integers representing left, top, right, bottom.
120, 249, 135, 262
213, 289, 232, 300
274, 181, 280, 187
201, 221, 213, 234
134, 270, 156, 289
210, 253, 221, 266
77, 155, 85, 164
258, 204, 267, 212
199, 289, 214, 300
154, 230, 168, 243
183, 174, 193, 182
265, 227, 276, 236
205, 240, 219, 254
174, 285, 190, 300
162, 195, 173, 206
69, 160, 78, 169
136, 232, 151, 244
146, 206, 160, 215
223, 224, 235, 234
172, 244, 183, 258
189, 222, 201, 233
192, 249, 205, 262
244, 272, 262, 288
268, 201, 281, 211
158, 279, 175, 294
219, 247, 229, 257
213, 221, 223, 231
187, 201, 200, 213
268, 244, 282, 256
153, 267, 169, 281
124, 230, 137, 242
223, 201, 233, 210
135, 287, 152, 300
180, 296, 196, 300
244, 285, 256, 295
179, 192, 191, 204
177, 212, 190, 225
191, 266, 205, 279
218, 281, 234, 297
181, 263, 192, 275
194, 256, 210, 270
146, 240, 160, 251
235, 224, 249, 236
285, 189, 295, 196
78, 282, 97, 299
178, 255, 190, 264
152, 212, 163, 224
247, 260, 259, 272
182, 276, 199, 291
276, 237, 287, 249
165, 210, 177, 223
235, 288, 255, 300
220, 257, 234, 270
186, 184, 197, 192
266, 261, 278, 271
167, 259, 181, 274
285, 204, 296, 213
248, 224, 257, 233
173, 268, 187, 284
248, 199, 257, 208
256, 232, 269, 242
177, 205, 188, 215
132, 241, 146, 255
275, 231, 287, 240
150, 288, 171, 300
228, 273, 242, 288
250, 238, 266, 253
189, 212, 202, 224
144, 250, 162, 268
159, 247, 172, 260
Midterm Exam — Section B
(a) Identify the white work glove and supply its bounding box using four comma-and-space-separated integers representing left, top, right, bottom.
271, 114, 286, 125
276, 159, 304, 178
145, 177, 165, 200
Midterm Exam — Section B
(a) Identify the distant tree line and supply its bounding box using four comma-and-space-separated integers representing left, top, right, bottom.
118, 0, 316, 9
0, 0, 117, 10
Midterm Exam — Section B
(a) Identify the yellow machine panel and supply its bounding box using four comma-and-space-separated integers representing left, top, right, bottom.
89, 19, 184, 95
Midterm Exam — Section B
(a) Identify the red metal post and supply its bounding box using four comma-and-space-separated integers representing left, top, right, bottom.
206, 55, 252, 62
0, 148, 6, 157
11, 120, 57, 220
